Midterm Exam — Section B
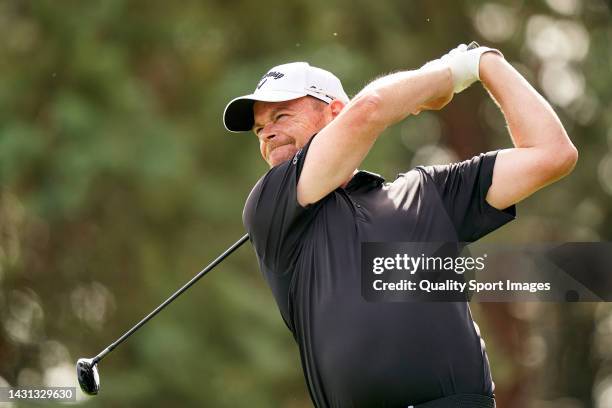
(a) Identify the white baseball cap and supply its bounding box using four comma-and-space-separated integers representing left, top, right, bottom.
223, 62, 350, 132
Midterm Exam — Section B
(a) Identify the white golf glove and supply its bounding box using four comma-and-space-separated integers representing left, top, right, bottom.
423, 43, 503, 94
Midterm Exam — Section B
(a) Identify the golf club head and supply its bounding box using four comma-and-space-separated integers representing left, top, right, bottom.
76, 358, 100, 395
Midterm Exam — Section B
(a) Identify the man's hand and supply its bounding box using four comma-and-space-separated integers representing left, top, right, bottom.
414, 43, 501, 114
422, 43, 503, 94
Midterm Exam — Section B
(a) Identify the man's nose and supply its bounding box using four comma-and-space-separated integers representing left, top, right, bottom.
259, 126, 276, 141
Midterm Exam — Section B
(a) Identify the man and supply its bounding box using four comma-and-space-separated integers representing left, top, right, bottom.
223, 45, 577, 408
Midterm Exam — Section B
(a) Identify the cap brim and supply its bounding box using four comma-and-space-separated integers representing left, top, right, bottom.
223, 90, 307, 132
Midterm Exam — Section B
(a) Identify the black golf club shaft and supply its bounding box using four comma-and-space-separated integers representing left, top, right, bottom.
91, 233, 250, 364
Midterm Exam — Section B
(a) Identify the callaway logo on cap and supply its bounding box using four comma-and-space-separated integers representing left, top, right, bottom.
223, 62, 350, 132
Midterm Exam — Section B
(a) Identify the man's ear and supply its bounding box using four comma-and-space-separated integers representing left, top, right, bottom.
329, 99, 345, 118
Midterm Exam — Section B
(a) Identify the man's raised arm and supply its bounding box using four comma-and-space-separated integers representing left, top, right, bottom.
297, 64, 454, 207
479, 53, 579, 210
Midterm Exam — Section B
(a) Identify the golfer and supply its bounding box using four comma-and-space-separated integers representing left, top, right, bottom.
223, 44, 577, 408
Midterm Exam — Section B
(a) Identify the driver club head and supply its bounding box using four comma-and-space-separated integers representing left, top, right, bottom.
76, 358, 100, 395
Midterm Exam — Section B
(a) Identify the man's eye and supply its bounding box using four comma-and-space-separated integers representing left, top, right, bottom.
275, 114, 288, 121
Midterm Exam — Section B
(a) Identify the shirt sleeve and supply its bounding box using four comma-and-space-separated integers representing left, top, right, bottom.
417, 150, 516, 242
242, 136, 319, 274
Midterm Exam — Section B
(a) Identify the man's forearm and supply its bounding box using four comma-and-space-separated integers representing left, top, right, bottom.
355, 65, 454, 127
479, 53, 577, 155
479, 51, 578, 209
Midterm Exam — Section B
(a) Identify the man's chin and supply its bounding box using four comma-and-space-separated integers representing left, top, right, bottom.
268, 147, 298, 167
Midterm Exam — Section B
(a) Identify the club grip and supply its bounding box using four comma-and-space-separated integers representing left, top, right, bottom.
467, 41, 480, 50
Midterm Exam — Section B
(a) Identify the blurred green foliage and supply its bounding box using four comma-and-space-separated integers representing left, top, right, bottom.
0, 0, 611, 407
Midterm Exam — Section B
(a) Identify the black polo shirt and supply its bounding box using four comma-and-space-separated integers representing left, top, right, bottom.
243, 135, 516, 408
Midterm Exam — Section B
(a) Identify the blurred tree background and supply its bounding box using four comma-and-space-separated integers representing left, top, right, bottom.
0, 0, 611, 407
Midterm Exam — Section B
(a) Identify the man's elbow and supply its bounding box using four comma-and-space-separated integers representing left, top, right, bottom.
558, 141, 578, 176
548, 140, 578, 178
